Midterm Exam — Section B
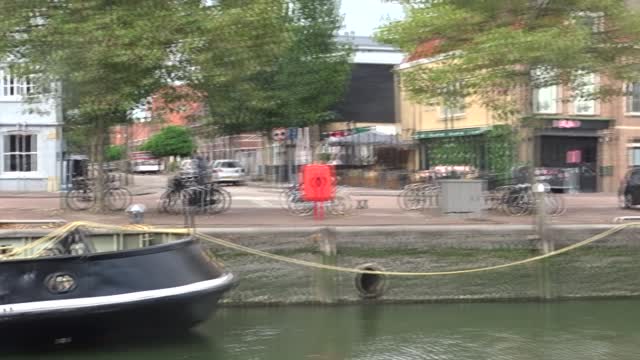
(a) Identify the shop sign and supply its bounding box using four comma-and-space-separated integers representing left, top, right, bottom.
552, 120, 582, 129
414, 127, 488, 140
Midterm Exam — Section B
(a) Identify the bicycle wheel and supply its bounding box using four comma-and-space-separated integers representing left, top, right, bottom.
506, 192, 529, 216
280, 188, 294, 210
106, 187, 132, 211
206, 188, 227, 215
546, 193, 567, 217
219, 187, 232, 212
397, 188, 409, 210
159, 190, 180, 214
288, 193, 313, 216
66, 189, 96, 211
329, 194, 353, 216
405, 187, 425, 210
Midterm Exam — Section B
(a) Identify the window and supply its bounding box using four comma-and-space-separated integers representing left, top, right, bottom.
574, 12, 605, 33
533, 85, 557, 114
0, 70, 33, 98
574, 73, 596, 115
440, 99, 465, 118
626, 83, 640, 114
532, 67, 558, 114
628, 144, 640, 166
3, 134, 37, 172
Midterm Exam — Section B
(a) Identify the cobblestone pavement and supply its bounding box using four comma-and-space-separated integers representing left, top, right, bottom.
0, 174, 638, 227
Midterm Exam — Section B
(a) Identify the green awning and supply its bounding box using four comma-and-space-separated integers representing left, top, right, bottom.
523, 115, 614, 122
414, 127, 489, 140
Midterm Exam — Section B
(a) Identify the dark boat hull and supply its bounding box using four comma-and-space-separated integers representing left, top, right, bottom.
0, 237, 236, 344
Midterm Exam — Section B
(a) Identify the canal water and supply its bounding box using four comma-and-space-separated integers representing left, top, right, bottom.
10, 300, 640, 360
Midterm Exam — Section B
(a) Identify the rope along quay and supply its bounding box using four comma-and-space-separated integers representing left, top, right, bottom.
1, 221, 638, 277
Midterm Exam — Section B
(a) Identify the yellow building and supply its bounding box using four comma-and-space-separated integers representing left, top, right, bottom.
396, 56, 513, 175
395, 54, 626, 193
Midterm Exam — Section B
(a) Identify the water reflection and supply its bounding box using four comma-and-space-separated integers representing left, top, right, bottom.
7, 300, 640, 360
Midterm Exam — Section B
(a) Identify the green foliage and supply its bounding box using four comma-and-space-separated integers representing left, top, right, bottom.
140, 126, 195, 158
167, 161, 179, 173
0, 1, 186, 208
377, 0, 640, 117
486, 125, 516, 176
0, 1, 181, 124
318, 153, 332, 162
426, 125, 515, 174
105, 145, 125, 162
428, 137, 479, 167
179, 0, 352, 135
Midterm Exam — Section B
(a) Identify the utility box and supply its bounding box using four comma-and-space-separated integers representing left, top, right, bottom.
438, 179, 486, 214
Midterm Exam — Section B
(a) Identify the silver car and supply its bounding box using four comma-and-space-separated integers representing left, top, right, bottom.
211, 159, 246, 185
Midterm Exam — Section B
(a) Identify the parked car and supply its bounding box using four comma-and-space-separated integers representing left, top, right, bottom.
619, 167, 640, 208
129, 151, 163, 174
211, 159, 246, 185
180, 159, 194, 172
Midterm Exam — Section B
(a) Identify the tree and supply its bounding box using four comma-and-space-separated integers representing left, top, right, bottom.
105, 145, 125, 162
377, 0, 640, 117
0, 0, 183, 210
180, 0, 352, 135
140, 126, 195, 158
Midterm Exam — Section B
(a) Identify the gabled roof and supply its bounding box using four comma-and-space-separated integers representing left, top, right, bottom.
405, 38, 445, 62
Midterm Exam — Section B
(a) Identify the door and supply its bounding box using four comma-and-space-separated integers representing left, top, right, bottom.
628, 170, 640, 205
540, 136, 598, 192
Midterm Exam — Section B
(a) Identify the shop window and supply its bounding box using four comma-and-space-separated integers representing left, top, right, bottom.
3, 134, 37, 172
626, 83, 640, 114
574, 73, 596, 115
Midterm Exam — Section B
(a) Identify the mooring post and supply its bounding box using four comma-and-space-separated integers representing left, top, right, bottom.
310, 227, 337, 303
534, 183, 553, 254
533, 183, 553, 300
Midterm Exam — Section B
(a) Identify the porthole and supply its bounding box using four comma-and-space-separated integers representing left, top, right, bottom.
45, 273, 77, 294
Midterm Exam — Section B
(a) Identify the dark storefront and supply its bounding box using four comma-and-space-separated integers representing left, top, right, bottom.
534, 118, 611, 193
334, 63, 395, 124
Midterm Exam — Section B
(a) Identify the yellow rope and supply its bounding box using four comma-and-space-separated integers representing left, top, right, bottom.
1, 221, 637, 277
192, 224, 632, 276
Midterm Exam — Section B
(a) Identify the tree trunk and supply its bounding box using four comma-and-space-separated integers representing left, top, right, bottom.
93, 116, 107, 212
123, 123, 130, 186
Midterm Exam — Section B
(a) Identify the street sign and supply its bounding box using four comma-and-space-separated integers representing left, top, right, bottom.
272, 128, 287, 142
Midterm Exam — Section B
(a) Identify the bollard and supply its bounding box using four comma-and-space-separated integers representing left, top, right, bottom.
125, 204, 146, 224
533, 183, 553, 253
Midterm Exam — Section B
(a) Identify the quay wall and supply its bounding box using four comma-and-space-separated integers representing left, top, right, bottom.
1, 225, 639, 305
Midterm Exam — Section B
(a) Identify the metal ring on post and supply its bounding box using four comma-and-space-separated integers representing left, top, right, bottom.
354, 263, 387, 299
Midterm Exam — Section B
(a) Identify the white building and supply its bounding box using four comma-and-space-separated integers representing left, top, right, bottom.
0, 68, 63, 192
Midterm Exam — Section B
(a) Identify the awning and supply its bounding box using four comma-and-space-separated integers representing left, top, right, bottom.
414, 127, 489, 140
327, 131, 401, 145
524, 115, 614, 122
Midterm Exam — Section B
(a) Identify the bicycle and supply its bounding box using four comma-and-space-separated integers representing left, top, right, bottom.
281, 184, 353, 217
397, 183, 440, 211
66, 176, 132, 212
159, 173, 232, 215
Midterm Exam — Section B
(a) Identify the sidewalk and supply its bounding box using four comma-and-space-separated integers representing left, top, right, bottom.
0, 192, 636, 228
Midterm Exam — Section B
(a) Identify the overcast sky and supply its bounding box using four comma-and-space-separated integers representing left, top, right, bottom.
339, 0, 405, 36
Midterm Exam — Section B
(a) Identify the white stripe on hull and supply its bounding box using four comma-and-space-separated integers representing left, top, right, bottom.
0, 273, 234, 316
